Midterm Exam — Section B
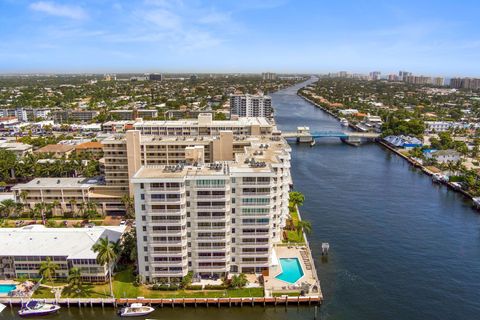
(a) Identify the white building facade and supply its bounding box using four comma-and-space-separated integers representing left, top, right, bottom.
230, 94, 273, 118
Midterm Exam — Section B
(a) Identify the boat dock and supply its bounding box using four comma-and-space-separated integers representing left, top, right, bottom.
0, 296, 321, 308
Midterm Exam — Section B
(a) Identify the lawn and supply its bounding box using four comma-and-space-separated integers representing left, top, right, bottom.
35, 268, 264, 299
283, 206, 305, 243
272, 291, 301, 297
32, 286, 56, 298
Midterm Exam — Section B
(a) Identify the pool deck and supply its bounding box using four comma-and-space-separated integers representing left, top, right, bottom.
264, 205, 322, 299
0, 280, 18, 297
264, 244, 322, 298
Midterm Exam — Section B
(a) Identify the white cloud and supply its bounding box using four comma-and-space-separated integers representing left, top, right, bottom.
142, 9, 181, 30
29, 1, 88, 20
198, 11, 231, 24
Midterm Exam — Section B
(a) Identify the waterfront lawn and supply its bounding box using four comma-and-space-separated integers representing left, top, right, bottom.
272, 291, 301, 297
56, 268, 264, 299
284, 207, 305, 243
32, 286, 56, 298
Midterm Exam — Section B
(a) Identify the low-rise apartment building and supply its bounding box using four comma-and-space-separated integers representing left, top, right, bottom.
12, 178, 125, 216
0, 225, 125, 282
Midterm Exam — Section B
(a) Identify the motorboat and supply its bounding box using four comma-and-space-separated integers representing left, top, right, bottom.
18, 300, 60, 316
119, 303, 155, 317
340, 118, 349, 127
431, 173, 448, 183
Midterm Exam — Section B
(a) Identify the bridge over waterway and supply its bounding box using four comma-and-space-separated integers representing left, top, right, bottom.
281, 128, 380, 145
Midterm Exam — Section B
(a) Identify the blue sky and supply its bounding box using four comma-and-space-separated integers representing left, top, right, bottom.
1, 0, 479, 76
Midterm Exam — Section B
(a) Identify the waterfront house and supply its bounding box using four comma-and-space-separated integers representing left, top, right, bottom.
383, 135, 423, 150
424, 149, 461, 163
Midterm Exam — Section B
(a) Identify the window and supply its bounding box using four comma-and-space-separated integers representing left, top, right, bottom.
142, 215, 146, 221
140, 194, 145, 200
145, 266, 149, 272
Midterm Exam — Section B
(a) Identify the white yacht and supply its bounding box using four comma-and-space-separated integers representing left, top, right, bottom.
340, 118, 349, 127
119, 303, 155, 317
18, 301, 60, 316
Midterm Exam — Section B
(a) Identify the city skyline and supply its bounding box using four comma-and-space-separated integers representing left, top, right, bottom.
1, 0, 480, 76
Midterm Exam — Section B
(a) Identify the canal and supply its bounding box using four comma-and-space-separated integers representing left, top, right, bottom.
274, 78, 480, 319
2, 79, 480, 319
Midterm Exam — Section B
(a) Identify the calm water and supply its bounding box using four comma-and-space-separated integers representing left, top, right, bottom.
2, 79, 480, 319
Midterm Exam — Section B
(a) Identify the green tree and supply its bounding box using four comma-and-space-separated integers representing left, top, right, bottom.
121, 195, 135, 219
230, 273, 248, 289
92, 237, 118, 297
0, 149, 17, 181
296, 220, 312, 236
67, 267, 82, 290
289, 191, 305, 210
180, 271, 193, 289
39, 257, 59, 284
0, 199, 17, 218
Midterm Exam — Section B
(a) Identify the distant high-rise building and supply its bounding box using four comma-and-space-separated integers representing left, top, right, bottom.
148, 73, 163, 81
339, 71, 348, 78
369, 71, 381, 80
387, 74, 400, 81
404, 75, 432, 85
433, 77, 445, 86
190, 74, 198, 81
230, 94, 273, 118
450, 77, 480, 90
398, 71, 412, 81
450, 78, 463, 89
262, 72, 277, 81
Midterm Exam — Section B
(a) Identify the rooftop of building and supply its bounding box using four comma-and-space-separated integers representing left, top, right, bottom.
0, 141, 32, 151
0, 225, 126, 259
133, 117, 271, 127
75, 141, 103, 150
132, 136, 290, 179
12, 177, 102, 190
35, 144, 75, 153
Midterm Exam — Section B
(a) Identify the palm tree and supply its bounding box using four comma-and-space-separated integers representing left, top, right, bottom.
69, 199, 77, 215
92, 237, 118, 297
83, 201, 98, 220
39, 257, 59, 285
230, 273, 248, 288
19, 190, 29, 204
51, 200, 61, 216
296, 220, 312, 236
0, 199, 17, 218
121, 195, 135, 219
289, 191, 305, 210
31, 202, 46, 220
67, 267, 82, 289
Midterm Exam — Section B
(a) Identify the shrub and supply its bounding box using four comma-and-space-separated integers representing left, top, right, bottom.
204, 284, 228, 290
186, 285, 203, 290
151, 284, 179, 291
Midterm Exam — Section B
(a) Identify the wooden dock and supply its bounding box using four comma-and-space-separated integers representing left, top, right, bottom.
0, 295, 321, 308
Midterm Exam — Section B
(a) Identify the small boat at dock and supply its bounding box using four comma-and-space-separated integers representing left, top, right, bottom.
18, 300, 60, 317
340, 118, 349, 127
472, 197, 480, 210
431, 173, 448, 183
119, 303, 155, 317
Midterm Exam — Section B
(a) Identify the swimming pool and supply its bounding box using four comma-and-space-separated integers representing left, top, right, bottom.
275, 258, 304, 284
0, 284, 16, 294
